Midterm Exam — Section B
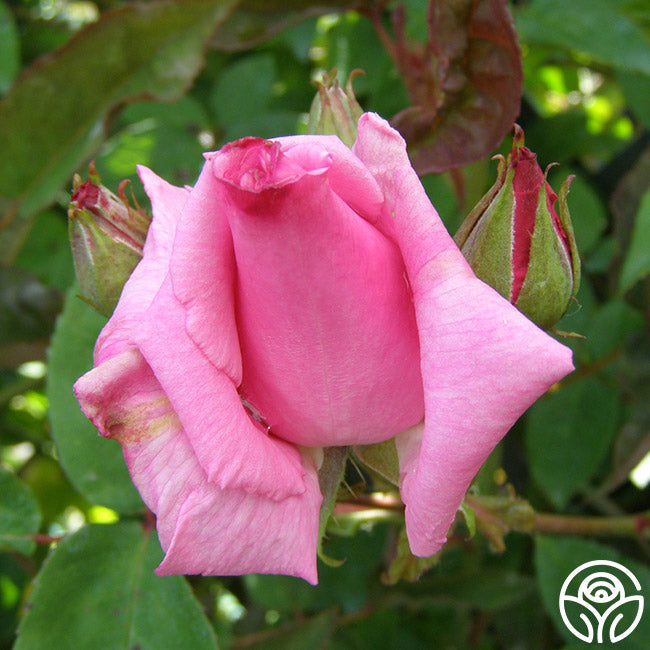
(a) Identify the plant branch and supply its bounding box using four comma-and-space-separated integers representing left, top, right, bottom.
335, 491, 650, 549
464, 494, 650, 549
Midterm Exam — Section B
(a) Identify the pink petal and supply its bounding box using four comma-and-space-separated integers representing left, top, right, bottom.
95, 167, 189, 363
135, 275, 307, 501
277, 134, 384, 220
156, 460, 322, 583
354, 113, 574, 556
165, 154, 242, 384
74, 349, 321, 583
212, 136, 424, 447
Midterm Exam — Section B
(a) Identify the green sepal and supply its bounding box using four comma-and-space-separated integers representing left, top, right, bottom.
557, 174, 581, 297
68, 215, 142, 317
382, 527, 440, 585
459, 167, 516, 301
316, 447, 349, 567
458, 500, 476, 539
307, 69, 364, 148
454, 155, 507, 248
515, 181, 574, 329
353, 438, 400, 487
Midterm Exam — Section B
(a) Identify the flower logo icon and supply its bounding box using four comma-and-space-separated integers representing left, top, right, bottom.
559, 560, 644, 644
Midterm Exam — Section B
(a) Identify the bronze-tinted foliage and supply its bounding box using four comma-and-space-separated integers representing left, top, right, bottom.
0, 0, 372, 262
389, 0, 523, 174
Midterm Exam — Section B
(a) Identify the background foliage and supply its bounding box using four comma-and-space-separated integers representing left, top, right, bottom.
1, 0, 649, 648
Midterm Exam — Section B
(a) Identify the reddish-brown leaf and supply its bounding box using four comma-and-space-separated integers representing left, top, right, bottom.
389, 0, 522, 174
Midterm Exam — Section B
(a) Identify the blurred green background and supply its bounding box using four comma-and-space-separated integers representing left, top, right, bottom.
1, 1, 649, 648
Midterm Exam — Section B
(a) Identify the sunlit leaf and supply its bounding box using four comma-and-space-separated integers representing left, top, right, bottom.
0, 468, 41, 555
0, 0, 239, 262
516, 0, 650, 76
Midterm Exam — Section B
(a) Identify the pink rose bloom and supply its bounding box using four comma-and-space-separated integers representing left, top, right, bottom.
74, 113, 573, 584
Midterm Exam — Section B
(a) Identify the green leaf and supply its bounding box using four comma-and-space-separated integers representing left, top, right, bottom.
211, 53, 276, 126
516, 0, 650, 75
47, 288, 142, 513
15, 523, 218, 650
14, 210, 75, 292
427, 565, 536, 612
458, 501, 476, 538
210, 0, 373, 51
0, 468, 42, 555
243, 573, 315, 615
96, 96, 211, 195
618, 72, 650, 131
317, 446, 348, 567
19, 455, 89, 526
535, 536, 650, 649
525, 378, 621, 508
209, 53, 302, 141
0, 0, 19, 94
235, 610, 336, 650
331, 604, 469, 649
0, 0, 238, 261
584, 300, 645, 360
619, 190, 650, 294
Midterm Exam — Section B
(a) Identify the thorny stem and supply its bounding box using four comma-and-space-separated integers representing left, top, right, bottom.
532, 511, 650, 538
337, 492, 650, 542
464, 493, 650, 542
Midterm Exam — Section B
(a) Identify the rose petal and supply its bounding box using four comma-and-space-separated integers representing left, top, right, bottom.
94, 167, 189, 362
355, 113, 574, 556
277, 134, 384, 221
74, 348, 321, 583
135, 274, 307, 501
166, 157, 243, 383
214, 136, 424, 447
156, 459, 321, 583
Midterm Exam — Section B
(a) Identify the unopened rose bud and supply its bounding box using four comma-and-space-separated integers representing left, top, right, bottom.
454, 126, 580, 330
307, 69, 364, 147
68, 162, 151, 317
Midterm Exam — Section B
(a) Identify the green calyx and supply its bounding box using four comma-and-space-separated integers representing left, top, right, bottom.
68, 165, 151, 317
307, 68, 364, 148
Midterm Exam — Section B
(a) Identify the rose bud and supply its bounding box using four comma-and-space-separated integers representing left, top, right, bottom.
454, 126, 580, 330
68, 162, 151, 317
306, 69, 364, 148
73, 114, 573, 584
